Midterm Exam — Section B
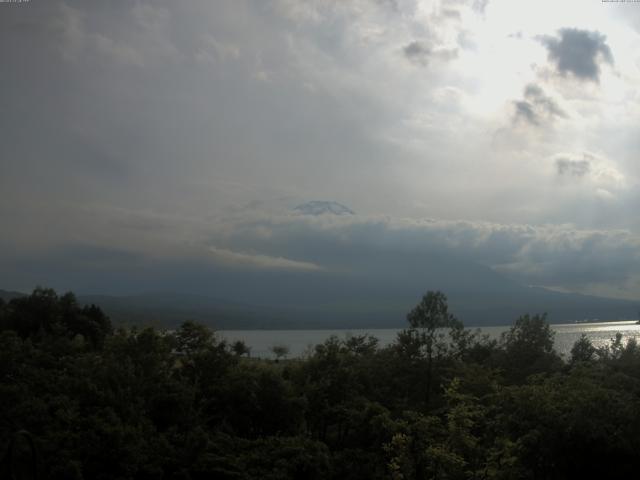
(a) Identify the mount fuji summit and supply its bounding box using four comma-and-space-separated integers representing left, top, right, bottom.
294, 201, 355, 216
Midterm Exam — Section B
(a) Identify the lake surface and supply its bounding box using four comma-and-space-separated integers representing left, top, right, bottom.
220, 321, 640, 359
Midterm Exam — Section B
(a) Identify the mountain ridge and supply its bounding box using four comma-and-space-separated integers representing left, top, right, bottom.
2, 285, 637, 330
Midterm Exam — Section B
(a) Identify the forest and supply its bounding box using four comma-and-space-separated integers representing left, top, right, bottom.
2, 287, 640, 479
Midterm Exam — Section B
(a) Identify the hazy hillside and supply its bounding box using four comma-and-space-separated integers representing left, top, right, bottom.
0, 289, 25, 302
4, 261, 638, 330
69, 288, 636, 330
76, 293, 303, 329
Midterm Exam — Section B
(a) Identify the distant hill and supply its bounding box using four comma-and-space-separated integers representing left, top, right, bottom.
74, 287, 637, 330
3, 272, 638, 330
75, 293, 303, 330
0, 289, 26, 302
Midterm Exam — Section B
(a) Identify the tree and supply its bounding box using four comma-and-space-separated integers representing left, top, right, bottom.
3, 286, 59, 338
0, 430, 41, 480
270, 344, 290, 361
174, 321, 216, 356
343, 334, 378, 356
406, 291, 463, 404
232, 340, 251, 357
570, 334, 596, 364
0, 288, 112, 348
501, 313, 554, 353
500, 313, 560, 382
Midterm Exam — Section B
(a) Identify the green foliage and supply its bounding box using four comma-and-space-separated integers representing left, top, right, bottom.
406, 291, 463, 354
3, 287, 640, 479
501, 313, 554, 354
231, 340, 251, 357
570, 334, 597, 364
0, 287, 112, 347
270, 344, 290, 360
499, 313, 562, 382
404, 291, 465, 405
174, 320, 216, 355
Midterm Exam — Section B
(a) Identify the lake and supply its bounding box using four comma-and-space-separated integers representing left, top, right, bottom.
220, 320, 640, 359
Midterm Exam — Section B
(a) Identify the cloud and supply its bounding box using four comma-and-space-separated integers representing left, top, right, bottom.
403, 40, 458, 66
401, 0, 489, 66
202, 209, 640, 297
513, 83, 566, 126
523, 84, 566, 117
442, 8, 462, 20
403, 40, 429, 59
1, 0, 640, 301
132, 3, 171, 31
472, 0, 489, 14
539, 28, 613, 82
553, 152, 625, 187
195, 34, 240, 64
3, 191, 640, 298
51, 3, 143, 65
513, 101, 538, 125
497, 227, 640, 290
49, 2, 180, 66
208, 246, 324, 272
556, 157, 590, 177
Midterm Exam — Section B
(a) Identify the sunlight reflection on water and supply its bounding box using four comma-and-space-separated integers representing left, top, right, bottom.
220, 321, 640, 359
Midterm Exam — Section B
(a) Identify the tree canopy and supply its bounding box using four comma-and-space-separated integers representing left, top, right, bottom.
2, 287, 640, 479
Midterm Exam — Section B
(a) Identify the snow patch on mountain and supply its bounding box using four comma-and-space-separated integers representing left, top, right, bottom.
294, 201, 355, 216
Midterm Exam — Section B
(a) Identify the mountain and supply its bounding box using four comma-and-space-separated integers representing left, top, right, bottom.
2, 252, 638, 329
75, 260, 638, 330
294, 201, 355, 216
76, 293, 305, 329
1, 285, 636, 329
0, 289, 26, 302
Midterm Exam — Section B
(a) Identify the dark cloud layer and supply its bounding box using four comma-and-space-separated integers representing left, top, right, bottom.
4, 209, 639, 301
539, 28, 613, 81
200, 212, 640, 295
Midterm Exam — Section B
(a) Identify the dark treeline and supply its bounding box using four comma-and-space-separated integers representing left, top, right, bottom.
2, 288, 640, 479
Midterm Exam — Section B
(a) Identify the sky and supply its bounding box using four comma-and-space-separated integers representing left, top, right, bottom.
2, 0, 640, 301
